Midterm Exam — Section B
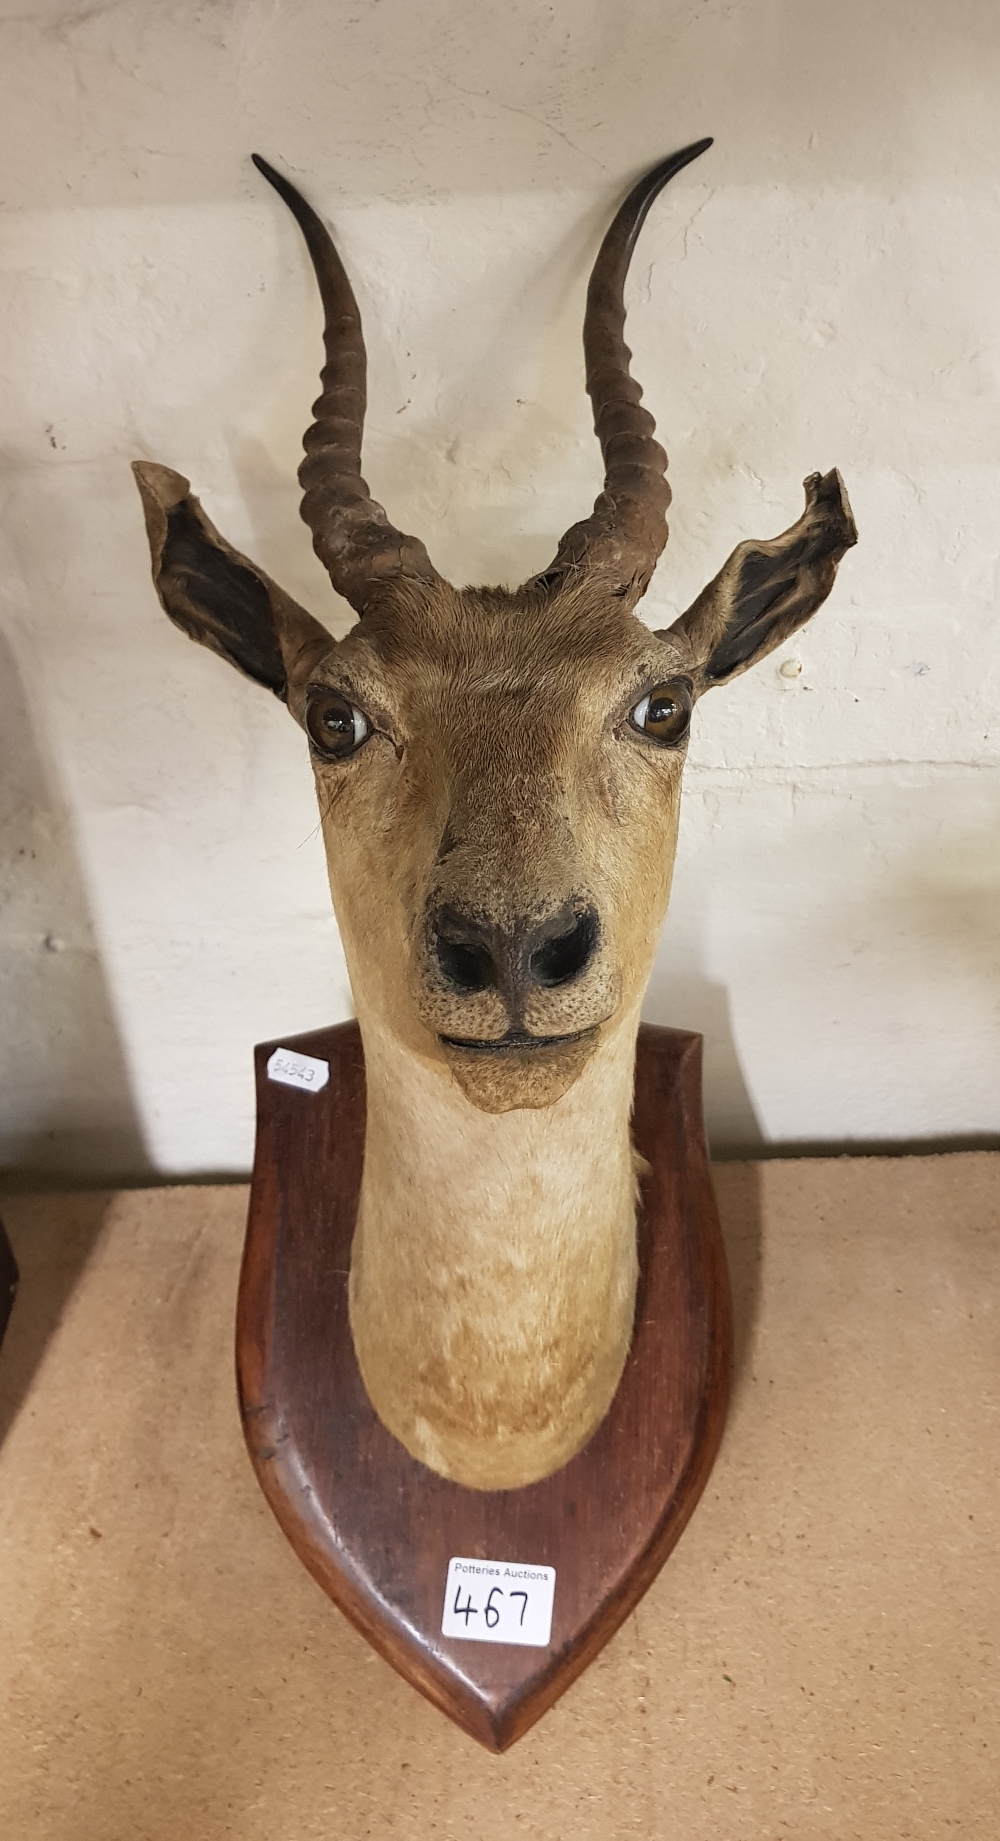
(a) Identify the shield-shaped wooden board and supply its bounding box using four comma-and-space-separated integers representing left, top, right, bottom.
237, 1021, 731, 1750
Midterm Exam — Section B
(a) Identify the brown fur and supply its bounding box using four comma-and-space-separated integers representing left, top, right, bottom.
242, 575, 693, 1484
289, 580, 689, 1104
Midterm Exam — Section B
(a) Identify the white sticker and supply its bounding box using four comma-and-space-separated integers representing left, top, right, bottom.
266, 1047, 330, 1094
441, 1556, 555, 1647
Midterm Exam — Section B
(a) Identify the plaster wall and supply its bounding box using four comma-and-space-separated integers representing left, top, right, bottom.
1, 0, 999, 1176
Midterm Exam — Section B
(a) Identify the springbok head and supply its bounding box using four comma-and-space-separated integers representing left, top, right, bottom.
135, 142, 855, 1117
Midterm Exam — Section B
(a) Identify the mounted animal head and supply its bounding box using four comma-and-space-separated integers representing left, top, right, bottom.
135, 143, 855, 1115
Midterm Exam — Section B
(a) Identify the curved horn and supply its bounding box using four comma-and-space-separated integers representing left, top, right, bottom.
529, 138, 713, 600
252, 155, 444, 614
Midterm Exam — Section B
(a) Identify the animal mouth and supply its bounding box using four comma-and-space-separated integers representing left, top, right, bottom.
439, 1026, 598, 1056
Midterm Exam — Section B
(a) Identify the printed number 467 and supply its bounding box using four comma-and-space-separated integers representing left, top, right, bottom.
453, 1584, 529, 1627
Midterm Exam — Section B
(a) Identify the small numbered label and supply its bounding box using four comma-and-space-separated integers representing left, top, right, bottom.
441, 1556, 555, 1648
266, 1047, 330, 1094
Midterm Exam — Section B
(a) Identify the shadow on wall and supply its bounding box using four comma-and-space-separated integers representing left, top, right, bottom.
0, 627, 151, 1187
644, 952, 764, 1157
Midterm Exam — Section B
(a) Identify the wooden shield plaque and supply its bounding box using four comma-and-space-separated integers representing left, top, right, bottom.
237, 1021, 731, 1750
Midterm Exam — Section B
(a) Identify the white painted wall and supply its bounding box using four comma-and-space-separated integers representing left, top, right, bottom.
2, 0, 999, 1178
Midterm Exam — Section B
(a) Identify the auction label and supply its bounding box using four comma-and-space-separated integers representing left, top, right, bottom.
266, 1047, 330, 1093
441, 1556, 555, 1647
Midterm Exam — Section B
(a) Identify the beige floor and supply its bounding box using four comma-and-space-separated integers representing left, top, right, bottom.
0, 1157, 996, 1840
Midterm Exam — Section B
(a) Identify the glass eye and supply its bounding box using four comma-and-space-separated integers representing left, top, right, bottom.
305, 690, 370, 761
630, 678, 693, 747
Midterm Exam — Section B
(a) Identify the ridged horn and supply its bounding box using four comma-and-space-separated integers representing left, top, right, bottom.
252, 154, 444, 615
528, 138, 713, 600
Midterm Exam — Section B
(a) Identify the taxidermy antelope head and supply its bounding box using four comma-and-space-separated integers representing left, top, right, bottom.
135, 141, 855, 1489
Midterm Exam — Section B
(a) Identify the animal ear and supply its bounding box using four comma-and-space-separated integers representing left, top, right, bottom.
662, 470, 856, 689
132, 462, 334, 703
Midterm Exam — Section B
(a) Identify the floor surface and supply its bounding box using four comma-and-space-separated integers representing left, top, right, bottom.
0, 1156, 997, 1839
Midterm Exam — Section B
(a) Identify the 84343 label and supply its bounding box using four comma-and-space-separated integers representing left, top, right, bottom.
441, 1556, 555, 1647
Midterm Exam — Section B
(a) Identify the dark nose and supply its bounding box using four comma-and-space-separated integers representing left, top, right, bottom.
432, 906, 498, 995
524, 904, 599, 988
430, 901, 599, 997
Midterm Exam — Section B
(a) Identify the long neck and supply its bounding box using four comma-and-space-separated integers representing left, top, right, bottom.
348, 1007, 643, 1490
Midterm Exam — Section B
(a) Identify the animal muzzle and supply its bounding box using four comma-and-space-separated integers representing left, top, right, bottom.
418, 896, 620, 1047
